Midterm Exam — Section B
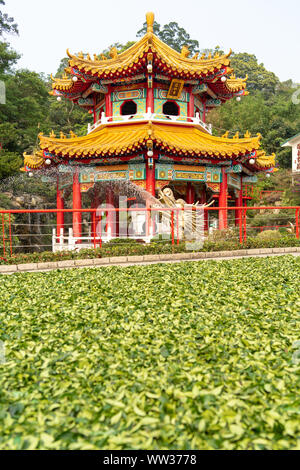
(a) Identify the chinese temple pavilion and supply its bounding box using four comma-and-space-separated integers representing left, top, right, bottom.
23, 12, 276, 243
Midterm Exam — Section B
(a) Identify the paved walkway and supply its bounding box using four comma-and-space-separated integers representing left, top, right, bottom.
0, 247, 299, 274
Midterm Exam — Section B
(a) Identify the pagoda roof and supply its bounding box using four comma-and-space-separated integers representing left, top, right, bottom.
36, 121, 266, 164
21, 150, 45, 171
254, 151, 276, 169
50, 12, 248, 103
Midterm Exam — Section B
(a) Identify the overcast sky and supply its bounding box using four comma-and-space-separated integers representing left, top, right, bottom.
4, 0, 300, 82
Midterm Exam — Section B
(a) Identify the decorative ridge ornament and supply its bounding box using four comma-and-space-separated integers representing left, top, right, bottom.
146, 12, 155, 33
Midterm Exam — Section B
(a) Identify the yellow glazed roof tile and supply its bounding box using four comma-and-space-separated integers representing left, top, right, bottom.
255, 151, 276, 168
38, 122, 261, 160
22, 151, 45, 170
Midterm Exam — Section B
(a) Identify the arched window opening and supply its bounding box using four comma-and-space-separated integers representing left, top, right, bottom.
163, 101, 180, 116
121, 100, 137, 116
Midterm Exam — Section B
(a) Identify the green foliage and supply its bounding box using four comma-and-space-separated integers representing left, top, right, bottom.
209, 82, 300, 169
230, 53, 279, 94
0, 256, 299, 449
137, 21, 199, 55
0, 1, 18, 36
0, 148, 22, 180
0, 41, 19, 75
0, 70, 50, 154
256, 230, 282, 241
1, 236, 300, 265
101, 41, 136, 58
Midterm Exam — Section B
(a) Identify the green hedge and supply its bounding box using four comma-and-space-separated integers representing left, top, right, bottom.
1, 236, 300, 265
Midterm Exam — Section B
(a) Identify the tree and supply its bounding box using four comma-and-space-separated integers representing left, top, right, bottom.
230, 52, 280, 94
0, 41, 19, 76
0, 0, 18, 36
137, 21, 199, 55
0, 70, 51, 154
0, 148, 22, 180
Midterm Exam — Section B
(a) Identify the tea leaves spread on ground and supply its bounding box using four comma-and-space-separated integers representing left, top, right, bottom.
0, 256, 299, 450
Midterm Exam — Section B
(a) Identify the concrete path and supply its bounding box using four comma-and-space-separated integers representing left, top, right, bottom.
0, 247, 299, 275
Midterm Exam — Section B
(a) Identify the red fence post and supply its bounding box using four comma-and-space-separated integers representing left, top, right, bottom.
8, 212, 12, 256
243, 208, 247, 243
239, 206, 243, 244
296, 208, 299, 239
2, 214, 6, 258
93, 210, 96, 250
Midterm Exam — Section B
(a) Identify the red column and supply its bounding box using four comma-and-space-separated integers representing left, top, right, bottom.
187, 87, 194, 120
106, 186, 115, 238
219, 168, 228, 230
186, 182, 195, 204
73, 169, 82, 240
146, 83, 154, 113
56, 176, 64, 240
146, 156, 156, 196
146, 155, 156, 237
105, 86, 112, 120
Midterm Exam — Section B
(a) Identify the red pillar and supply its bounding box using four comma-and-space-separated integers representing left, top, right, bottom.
186, 182, 195, 204
219, 168, 228, 230
187, 87, 194, 120
56, 177, 64, 240
105, 86, 112, 120
146, 82, 154, 113
146, 155, 156, 237
146, 156, 156, 196
73, 170, 82, 240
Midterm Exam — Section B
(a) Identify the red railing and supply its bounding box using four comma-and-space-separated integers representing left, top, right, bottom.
0, 205, 299, 259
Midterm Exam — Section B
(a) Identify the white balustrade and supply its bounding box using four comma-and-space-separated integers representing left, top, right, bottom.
87, 111, 212, 135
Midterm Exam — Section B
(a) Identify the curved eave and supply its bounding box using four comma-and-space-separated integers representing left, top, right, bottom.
208, 75, 249, 103
38, 121, 261, 161
23, 151, 45, 170
253, 152, 276, 171
66, 32, 232, 80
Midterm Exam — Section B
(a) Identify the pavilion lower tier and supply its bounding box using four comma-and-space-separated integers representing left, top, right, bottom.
53, 160, 256, 249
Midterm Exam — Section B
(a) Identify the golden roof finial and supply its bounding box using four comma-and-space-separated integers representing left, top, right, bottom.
109, 47, 118, 59
50, 130, 56, 138
146, 12, 155, 33
181, 45, 190, 58
222, 131, 229, 138
244, 130, 251, 138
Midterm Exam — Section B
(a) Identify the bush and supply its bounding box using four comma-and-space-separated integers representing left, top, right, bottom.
256, 230, 282, 241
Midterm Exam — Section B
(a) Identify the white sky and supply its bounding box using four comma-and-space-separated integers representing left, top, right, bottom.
4, 0, 300, 82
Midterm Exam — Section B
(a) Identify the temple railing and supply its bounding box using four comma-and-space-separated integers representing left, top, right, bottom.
87, 111, 212, 135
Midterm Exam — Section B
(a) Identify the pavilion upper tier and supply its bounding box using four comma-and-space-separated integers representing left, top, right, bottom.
50, 12, 248, 111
